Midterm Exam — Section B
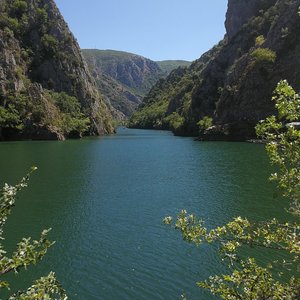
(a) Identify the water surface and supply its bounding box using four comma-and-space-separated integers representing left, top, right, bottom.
0, 128, 288, 299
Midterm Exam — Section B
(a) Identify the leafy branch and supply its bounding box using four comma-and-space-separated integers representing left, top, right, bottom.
0, 167, 67, 299
164, 80, 300, 299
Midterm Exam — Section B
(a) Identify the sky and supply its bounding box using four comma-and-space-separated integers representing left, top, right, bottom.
55, 0, 228, 62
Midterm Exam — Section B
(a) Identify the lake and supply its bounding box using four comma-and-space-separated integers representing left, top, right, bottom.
0, 128, 288, 299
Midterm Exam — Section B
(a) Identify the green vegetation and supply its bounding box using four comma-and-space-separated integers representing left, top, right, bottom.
50, 92, 90, 136
251, 47, 277, 67
0, 92, 33, 130
89, 71, 140, 118
197, 116, 213, 133
0, 168, 67, 299
156, 60, 191, 74
255, 35, 265, 46
128, 99, 168, 129
256, 80, 300, 215
128, 64, 197, 130
128, 39, 226, 133
82, 49, 161, 118
41, 34, 59, 58
82, 49, 162, 95
0, 0, 113, 139
164, 112, 185, 130
82, 49, 192, 118
130, 0, 298, 139
0, 0, 31, 37
10, 0, 28, 18
0, 105, 22, 129
0, 88, 89, 138
83, 49, 137, 62
164, 81, 300, 299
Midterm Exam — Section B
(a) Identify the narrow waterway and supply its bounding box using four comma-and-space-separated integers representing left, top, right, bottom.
1, 128, 288, 299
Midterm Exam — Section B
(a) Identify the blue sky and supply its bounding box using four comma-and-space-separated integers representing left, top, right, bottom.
55, 0, 228, 61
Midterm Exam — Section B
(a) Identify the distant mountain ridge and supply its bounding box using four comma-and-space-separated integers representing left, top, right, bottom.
156, 60, 192, 74
82, 49, 191, 118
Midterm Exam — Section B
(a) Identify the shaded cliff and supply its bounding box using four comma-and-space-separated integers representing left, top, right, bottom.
225, 0, 277, 39
129, 0, 300, 140
0, 0, 114, 140
82, 49, 190, 118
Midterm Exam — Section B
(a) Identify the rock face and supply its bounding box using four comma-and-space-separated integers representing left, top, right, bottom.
225, 0, 277, 39
130, 0, 300, 141
0, 0, 113, 140
82, 49, 190, 118
213, 0, 300, 140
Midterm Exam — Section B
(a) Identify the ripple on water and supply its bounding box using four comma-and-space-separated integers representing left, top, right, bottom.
1, 128, 290, 300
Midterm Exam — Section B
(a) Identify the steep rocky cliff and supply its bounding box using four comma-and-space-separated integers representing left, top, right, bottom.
130, 0, 300, 140
82, 49, 190, 118
225, 0, 277, 39
0, 0, 114, 140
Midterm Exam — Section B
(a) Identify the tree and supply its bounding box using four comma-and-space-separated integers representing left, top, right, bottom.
197, 116, 213, 134
250, 48, 277, 70
164, 80, 300, 299
0, 167, 67, 299
164, 112, 185, 130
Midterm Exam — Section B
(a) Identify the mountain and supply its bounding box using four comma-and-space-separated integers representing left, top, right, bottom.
156, 60, 191, 74
129, 0, 300, 141
82, 49, 191, 118
0, 0, 114, 141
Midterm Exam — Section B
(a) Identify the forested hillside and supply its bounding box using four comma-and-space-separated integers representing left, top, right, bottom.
0, 0, 114, 140
129, 0, 300, 140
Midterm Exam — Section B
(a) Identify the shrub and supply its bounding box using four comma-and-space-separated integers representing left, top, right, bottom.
0, 105, 22, 129
41, 34, 59, 57
163, 112, 185, 130
255, 35, 265, 46
197, 116, 213, 133
36, 7, 48, 24
10, 0, 28, 18
51, 92, 90, 135
251, 48, 277, 69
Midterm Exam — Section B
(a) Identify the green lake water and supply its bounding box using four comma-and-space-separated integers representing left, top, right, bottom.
0, 128, 290, 299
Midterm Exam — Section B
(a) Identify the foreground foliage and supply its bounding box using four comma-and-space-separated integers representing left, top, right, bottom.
0, 168, 67, 299
164, 80, 300, 299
